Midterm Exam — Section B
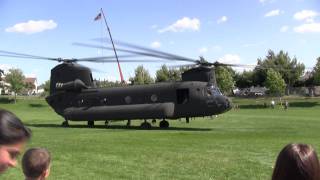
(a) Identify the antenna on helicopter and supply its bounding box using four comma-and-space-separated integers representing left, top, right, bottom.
95, 8, 125, 83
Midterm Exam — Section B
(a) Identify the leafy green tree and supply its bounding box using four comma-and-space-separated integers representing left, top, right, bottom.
215, 66, 235, 94
38, 80, 51, 96
265, 69, 286, 96
253, 50, 304, 94
5, 68, 25, 103
156, 65, 170, 82
129, 65, 154, 85
312, 57, 320, 85
235, 70, 254, 88
156, 65, 181, 82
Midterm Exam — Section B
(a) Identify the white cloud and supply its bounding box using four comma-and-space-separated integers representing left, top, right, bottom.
5, 20, 57, 34
198, 47, 208, 54
158, 17, 200, 33
264, 9, 282, 17
217, 16, 228, 24
280, 25, 289, 32
218, 54, 241, 64
293, 22, 320, 33
150, 41, 161, 48
294, 10, 318, 21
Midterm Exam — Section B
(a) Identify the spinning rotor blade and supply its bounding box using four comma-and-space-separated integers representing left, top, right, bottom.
0, 50, 57, 61
93, 38, 196, 62
73, 42, 197, 63
76, 54, 141, 62
209, 61, 257, 68
78, 59, 171, 63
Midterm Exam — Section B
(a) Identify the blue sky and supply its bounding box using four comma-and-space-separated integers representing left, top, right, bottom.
0, 0, 319, 84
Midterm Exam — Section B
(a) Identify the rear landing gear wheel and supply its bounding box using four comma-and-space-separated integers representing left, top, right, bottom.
62, 120, 69, 127
151, 119, 157, 124
88, 121, 94, 128
127, 119, 131, 127
105, 120, 109, 127
140, 121, 152, 129
159, 120, 169, 128
186, 117, 190, 123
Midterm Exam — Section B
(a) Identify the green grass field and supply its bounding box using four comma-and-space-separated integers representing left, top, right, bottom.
1, 96, 320, 180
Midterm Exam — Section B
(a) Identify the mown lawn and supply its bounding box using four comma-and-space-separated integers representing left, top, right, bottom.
0, 96, 320, 180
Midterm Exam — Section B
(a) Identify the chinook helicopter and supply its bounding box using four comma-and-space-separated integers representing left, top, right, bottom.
0, 42, 239, 129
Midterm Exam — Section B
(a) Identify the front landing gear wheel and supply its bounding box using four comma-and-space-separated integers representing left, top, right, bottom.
62, 121, 69, 127
140, 122, 152, 129
159, 120, 169, 128
88, 121, 94, 128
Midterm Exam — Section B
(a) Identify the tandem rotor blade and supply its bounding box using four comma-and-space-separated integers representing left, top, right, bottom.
73, 42, 197, 63
0, 50, 58, 61
93, 38, 197, 62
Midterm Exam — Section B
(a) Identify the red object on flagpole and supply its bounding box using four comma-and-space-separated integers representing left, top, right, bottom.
94, 13, 102, 21
98, 8, 125, 83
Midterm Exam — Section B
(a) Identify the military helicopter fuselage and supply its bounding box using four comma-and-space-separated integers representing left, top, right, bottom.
45, 62, 231, 126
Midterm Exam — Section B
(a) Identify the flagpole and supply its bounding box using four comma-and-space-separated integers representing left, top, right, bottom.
100, 8, 125, 83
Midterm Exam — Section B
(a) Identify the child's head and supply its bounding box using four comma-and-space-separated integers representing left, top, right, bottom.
0, 109, 31, 173
22, 148, 51, 180
272, 143, 320, 180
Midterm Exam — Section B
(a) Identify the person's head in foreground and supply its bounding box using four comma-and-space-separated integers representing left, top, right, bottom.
272, 143, 320, 180
0, 109, 31, 173
22, 148, 51, 180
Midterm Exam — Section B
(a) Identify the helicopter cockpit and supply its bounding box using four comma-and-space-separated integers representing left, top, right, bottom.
206, 85, 222, 97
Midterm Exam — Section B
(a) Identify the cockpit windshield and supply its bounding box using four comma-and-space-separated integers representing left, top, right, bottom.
206, 85, 222, 96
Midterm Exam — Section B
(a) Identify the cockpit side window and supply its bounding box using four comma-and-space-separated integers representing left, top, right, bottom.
207, 86, 222, 96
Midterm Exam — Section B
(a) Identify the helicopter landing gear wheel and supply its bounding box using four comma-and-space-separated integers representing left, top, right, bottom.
140, 120, 151, 129
159, 119, 169, 128
126, 119, 131, 127
62, 120, 69, 127
186, 117, 190, 123
105, 120, 110, 127
88, 121, 94, 128
151, 119, 157, 124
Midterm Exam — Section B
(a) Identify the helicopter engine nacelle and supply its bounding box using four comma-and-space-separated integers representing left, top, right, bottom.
55, 79, 88, 91
182, 66, 216, 84
50, 62, 93, 95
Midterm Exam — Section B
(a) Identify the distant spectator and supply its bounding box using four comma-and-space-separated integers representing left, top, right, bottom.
272, 143, 320, 180
22, 148, 51, 180
284, 100, 289, 110
0, 109, 31, 174
264, 102, 268, 108
271, 99, 275, 109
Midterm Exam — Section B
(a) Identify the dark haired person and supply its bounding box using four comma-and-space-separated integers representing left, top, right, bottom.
22, 148, 51, 180
0, 109, 31, 173
272, 143, 320, 180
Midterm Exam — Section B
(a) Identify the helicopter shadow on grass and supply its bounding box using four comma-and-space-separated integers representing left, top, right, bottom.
25, 123, 212, 131
238, 104, 266, 109
0, 97, 14, 104
288, 101, 319, 108
29, 103, 47, 108
238, 101, 319, 109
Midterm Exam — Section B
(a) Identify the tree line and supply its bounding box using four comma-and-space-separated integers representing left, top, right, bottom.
111, 50, 319, 96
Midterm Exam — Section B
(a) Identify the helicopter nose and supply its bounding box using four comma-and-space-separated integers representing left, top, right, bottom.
216, 95, 232, 112
225, 97, 232, 110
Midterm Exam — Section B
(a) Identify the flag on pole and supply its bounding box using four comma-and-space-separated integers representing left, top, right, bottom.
94, 13, 102, 21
